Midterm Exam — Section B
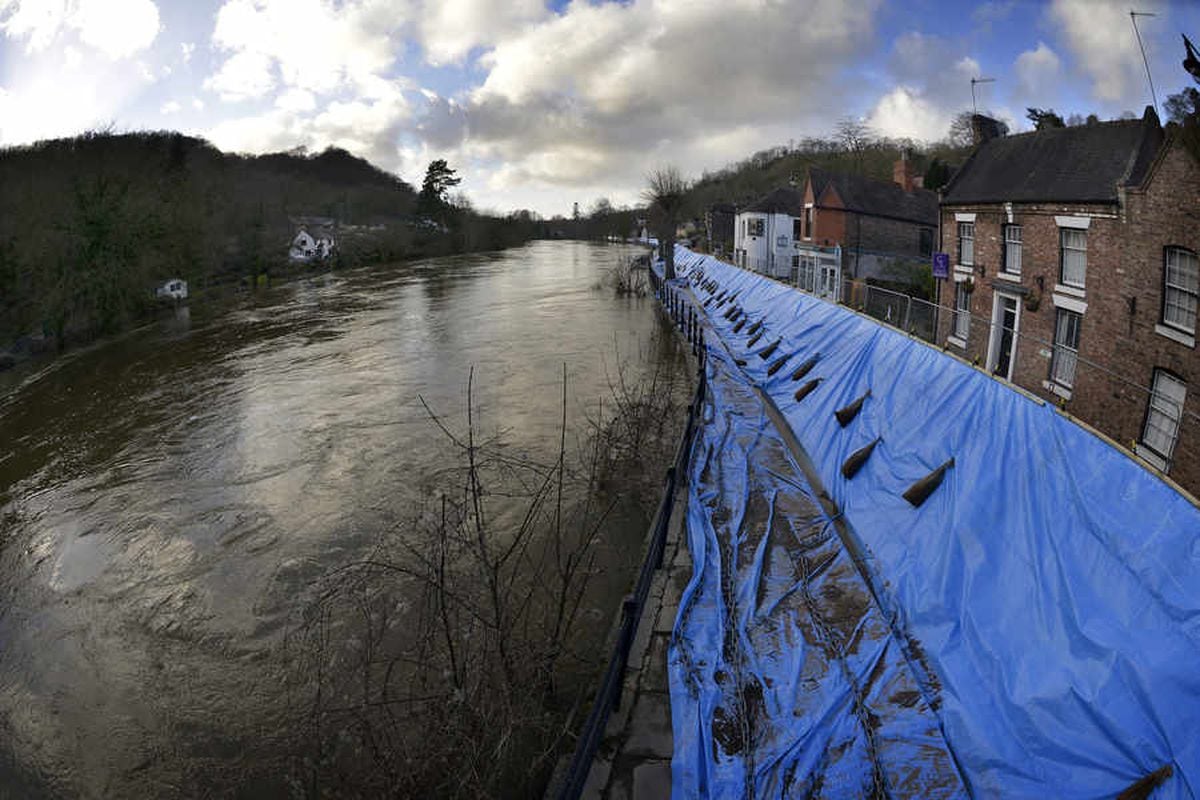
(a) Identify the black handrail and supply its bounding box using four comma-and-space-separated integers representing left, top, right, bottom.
554, 271, 705, 800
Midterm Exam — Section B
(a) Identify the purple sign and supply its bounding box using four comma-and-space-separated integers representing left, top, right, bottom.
932, 252, 950, 279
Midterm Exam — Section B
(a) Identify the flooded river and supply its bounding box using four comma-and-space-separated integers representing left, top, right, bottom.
0, 241, 682, 798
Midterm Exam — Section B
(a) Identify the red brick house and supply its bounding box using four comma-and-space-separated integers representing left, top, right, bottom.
937, 107, 1200, 496
797, 161, 937, 286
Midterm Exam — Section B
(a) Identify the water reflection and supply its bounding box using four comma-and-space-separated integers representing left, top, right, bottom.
0, 241, 673, 797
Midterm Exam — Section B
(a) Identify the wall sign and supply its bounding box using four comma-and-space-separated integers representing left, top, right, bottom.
932, 252, 950, 279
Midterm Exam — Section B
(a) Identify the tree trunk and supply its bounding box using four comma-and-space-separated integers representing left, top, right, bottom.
663, 233, 676, 280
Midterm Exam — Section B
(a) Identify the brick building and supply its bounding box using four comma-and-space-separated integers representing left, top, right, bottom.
937, 107, 1200, 495
733, 160, 938, 298
705, 203, 735, 256
797, 161, 937, 290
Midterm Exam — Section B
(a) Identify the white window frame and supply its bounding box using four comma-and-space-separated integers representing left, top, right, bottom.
1162, 246, 1198, 336
1059, 227, 1087, 289
952, 283, 970, 342
958, 222, 975, 267
1138, 369, 1187, 471
1002, 224, 1022, 276
1049, 308, 1081, 390
803, 204, 814, 240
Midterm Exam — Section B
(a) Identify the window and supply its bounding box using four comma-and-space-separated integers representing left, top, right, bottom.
1141, 369, 1187, 467
958, 222, 974, 266
1060, 228, 1087, 288
1163, 247, 1198, 334
793, 218, 802, 240
953, 283, 970, 340
1003, 224, 1022, 275
803, 206, 813, 238
919, 228, 933, 258
1050, 309, 1081, 388
748, 218, 764, 237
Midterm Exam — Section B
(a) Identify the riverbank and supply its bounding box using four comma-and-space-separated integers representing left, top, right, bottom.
0, 237, 553, 375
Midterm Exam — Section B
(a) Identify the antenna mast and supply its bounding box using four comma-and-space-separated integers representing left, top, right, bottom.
971, 77, 995, 116
1130, 11, 1159, 111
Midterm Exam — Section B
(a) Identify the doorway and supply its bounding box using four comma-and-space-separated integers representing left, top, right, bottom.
988, 292, 1020, 381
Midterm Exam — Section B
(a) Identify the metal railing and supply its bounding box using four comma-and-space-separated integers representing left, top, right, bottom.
837, 278, 1197, 476
686, 246, 1196, 487
555, 272, 705, 799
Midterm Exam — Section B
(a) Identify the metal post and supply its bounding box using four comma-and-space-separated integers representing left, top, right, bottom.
612, 598, 638, 710
1130, 11, 1159, 112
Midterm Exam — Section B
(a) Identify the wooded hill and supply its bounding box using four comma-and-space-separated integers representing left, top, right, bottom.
0, 131, 542, 352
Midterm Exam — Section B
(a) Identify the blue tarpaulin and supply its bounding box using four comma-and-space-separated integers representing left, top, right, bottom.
664, 247, 1200, 799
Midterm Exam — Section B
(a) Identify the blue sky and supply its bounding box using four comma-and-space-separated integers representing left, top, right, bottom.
1, 0, 1198, 216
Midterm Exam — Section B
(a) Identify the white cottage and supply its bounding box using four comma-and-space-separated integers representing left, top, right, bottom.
733, 188, 805, 279
289, 217, 337, 263
155, 278, 188, 301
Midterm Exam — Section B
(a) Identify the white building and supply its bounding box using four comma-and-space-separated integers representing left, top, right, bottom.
155, 278, 188, 301
289, 217, 337, 263
733, 188, 805, 279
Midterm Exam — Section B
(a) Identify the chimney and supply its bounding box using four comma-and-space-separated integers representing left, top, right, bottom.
893, 149, 916, 193
970, 114, 1004, 146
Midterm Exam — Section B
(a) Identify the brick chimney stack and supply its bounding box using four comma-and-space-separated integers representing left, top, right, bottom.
893, 149, 918, 193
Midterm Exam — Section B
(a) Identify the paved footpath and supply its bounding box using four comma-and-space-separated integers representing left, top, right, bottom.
578, 465, 689, 800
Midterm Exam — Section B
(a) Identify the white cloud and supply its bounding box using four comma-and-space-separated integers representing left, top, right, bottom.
207, 0, 406, 98
71, 0, 159, 59
0, 63, 115, 144
208, 80, 411, 167
1014, 42, 1061, 105
203, 50, 276, 101
448, 0, 881, 196
867, 87, 952, 142
191, 96, 205, 110
276, 88, 316, 112
0, 0, 160, 59
1049, 0, 1163, 106
416, 0, 546, 66
865, 33, 982, 143
160, 99, 181, 114
180, 41, 194, 63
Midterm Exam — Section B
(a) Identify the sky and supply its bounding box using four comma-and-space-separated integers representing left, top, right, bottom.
1, 0, 1198, 217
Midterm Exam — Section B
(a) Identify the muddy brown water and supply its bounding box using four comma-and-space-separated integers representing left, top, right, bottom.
0, 241, 682, 798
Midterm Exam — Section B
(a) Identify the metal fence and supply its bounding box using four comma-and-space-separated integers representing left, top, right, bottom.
555, 275, 705, 799
690, 247, 1195, 486
837, 278, 1197, 478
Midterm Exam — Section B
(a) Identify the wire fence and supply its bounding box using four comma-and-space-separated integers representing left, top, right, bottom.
836, 277, 1197, 479
699, 249, 1196, 488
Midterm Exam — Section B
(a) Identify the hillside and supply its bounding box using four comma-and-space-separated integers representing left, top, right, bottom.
0, 132, 540, 353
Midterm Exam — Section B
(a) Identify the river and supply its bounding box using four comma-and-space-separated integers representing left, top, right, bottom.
0, 241, 684, 798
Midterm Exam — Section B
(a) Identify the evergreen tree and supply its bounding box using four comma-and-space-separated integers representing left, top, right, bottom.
1026, 108, 1066, 130
418, 159, 461, 214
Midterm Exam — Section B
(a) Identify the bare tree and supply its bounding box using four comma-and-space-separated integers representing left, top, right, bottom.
641, 166, 688, 280
834, 117, 873, 172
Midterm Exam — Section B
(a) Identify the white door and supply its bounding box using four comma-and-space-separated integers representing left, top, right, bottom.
817, 263, 839, 300
987, 293, 1020, 381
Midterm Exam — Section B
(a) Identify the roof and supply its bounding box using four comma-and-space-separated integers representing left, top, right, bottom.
942, 107, 1164, 205
809, 167, 938, 226
742, 187, 805, 216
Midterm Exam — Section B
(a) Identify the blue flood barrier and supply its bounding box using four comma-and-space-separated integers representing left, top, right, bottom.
663, 246, 1200, 799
